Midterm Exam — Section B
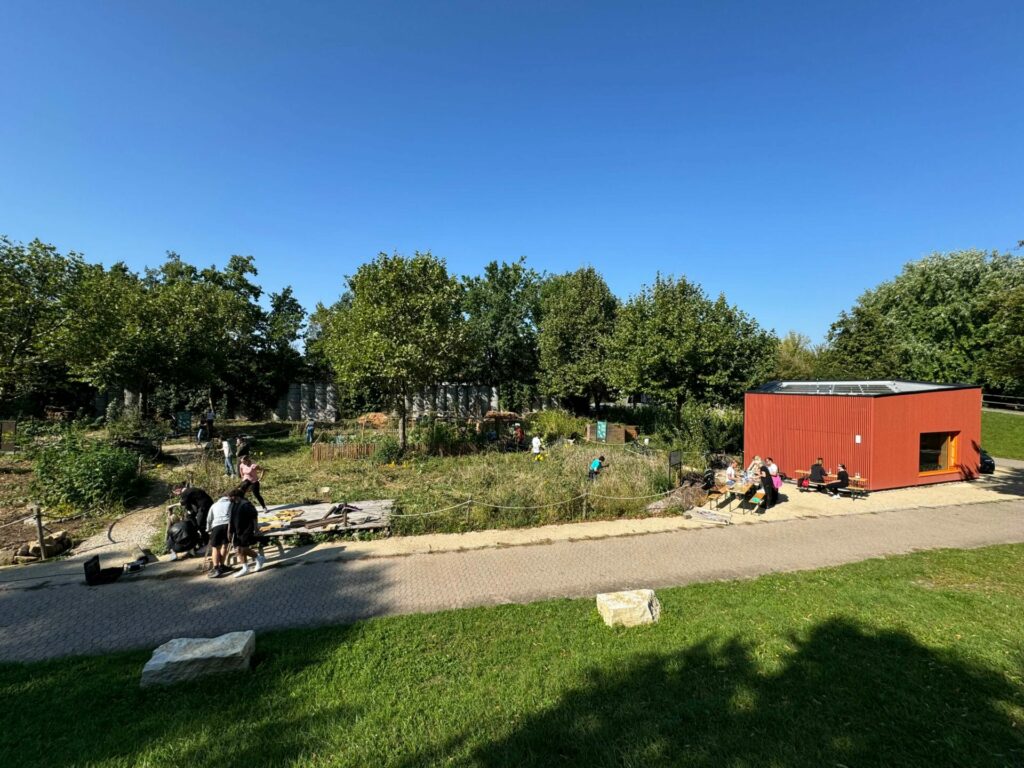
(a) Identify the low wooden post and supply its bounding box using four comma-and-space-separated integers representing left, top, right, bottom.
30, 504, 46, 561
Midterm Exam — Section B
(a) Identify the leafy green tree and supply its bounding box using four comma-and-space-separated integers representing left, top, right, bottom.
821, 250, 1024, 386
57, 258, 235, 414
316, 252, 465, 449
0, 237, 83, 407
982, 283, 1024, 393
773, 331, 825, 380
537, 267, 618, 412
461, 257, 541, 412
607, 275, 777, 421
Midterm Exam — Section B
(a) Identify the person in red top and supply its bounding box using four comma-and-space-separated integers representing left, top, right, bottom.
238, 455, 269, 512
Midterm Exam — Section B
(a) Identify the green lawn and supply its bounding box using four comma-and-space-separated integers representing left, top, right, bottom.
3, 545, 1023, 767
982, 409, 1024, 460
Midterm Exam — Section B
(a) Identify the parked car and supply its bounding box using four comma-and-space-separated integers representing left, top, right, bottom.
979, 449, 996, 474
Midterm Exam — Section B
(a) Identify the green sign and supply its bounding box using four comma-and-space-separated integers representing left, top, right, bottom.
596, 421, 607, 441
175, 411, 192, 433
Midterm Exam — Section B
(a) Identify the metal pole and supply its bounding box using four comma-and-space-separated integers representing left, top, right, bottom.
31, 504, 46, 561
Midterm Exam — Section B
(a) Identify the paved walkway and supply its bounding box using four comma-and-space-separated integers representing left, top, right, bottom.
1, 499, 1023, 662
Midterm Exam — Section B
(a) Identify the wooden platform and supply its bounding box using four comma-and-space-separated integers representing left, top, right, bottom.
257, 500, 393, 537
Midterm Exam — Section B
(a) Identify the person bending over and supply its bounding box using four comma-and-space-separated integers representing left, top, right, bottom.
588, 456, 607, 480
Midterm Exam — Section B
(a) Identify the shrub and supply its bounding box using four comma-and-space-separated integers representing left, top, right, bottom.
410, 419, 479, 456
32, 431, 141, 511
670, 402, 744, 465
602, 404, 673, 435
528, 410, 589, 442
373, 435, 403, 464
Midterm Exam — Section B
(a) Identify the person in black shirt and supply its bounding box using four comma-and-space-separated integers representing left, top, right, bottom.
810, 457, 827, 483
176, 486, 213, 543
229, 487, 265, 577
826, 464, 850, 497
758, 464, 774, 510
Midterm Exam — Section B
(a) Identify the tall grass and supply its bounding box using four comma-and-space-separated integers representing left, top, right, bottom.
158, 436, 675, 536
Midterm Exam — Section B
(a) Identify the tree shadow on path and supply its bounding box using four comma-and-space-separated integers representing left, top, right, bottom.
416, 617, 1024, 767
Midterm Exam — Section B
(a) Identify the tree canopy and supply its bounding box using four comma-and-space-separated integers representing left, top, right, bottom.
821, 250, 1024, 391
537, 267, 618, 410
608, 275, 777, 417
461, 257, 541, 412
315, 252, 465, 447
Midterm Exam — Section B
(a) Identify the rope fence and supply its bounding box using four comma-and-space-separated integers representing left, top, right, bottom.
386, 486, 680, 518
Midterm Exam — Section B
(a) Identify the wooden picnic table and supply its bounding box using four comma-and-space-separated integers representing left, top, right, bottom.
793, 470, 868, 488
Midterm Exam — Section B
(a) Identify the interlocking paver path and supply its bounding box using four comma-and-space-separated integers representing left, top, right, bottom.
1, 499, 1022, 662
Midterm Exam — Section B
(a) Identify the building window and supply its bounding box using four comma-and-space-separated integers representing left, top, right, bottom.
919, 432, 958, 474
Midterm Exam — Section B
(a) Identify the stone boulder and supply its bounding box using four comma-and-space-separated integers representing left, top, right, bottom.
596, 589, 661, 627
141, 630, 255, 687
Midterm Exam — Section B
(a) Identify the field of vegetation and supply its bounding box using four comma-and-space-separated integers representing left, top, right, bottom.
2, 544, 1022, 767
982, 409, 1024, 460
160, 423, 676, 537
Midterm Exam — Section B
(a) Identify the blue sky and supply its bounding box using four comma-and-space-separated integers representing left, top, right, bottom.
2, 1, 1022, 341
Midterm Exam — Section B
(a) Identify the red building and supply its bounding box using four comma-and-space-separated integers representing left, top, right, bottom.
744, 381, 982, 491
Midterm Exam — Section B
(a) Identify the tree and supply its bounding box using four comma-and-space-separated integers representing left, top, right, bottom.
607, 275, 777, 421
537, 267, 617, 412
316, 252, 465, 449
0, 237, 83, 408
821, 250, 1024, 386
773, 331, 824, 380
982, 284, 1024, 393
461, 257, 541, 411
57, 258, 238, 414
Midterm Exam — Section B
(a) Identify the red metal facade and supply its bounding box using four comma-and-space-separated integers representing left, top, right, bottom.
870, 388, 981, 490
744, 388, 981, 491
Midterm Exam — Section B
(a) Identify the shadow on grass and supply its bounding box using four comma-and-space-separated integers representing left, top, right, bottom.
0, 625, 362, 767
410, 617, 1024, 767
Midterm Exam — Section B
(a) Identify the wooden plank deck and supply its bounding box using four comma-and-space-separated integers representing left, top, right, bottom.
257, 500, 393, 537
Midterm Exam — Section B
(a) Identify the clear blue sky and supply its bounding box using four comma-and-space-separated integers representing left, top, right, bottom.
2, 1, 1022, 341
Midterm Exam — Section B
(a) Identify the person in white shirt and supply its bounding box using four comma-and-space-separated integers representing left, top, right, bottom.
206, 496, 233, 578
725, 461, 737, 487
221, 438, 235, 477
530, 434, 543, 461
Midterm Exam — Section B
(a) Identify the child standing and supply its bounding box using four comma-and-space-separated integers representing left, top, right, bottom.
238, 455, 269, 512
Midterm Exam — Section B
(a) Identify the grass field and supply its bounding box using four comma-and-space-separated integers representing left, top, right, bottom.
982, 409, 1024, 460
160, 430, 674, 536
2, 544, 1022, 767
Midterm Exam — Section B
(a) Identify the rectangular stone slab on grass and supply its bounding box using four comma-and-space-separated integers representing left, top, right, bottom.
141, 630, 255, 687
596, 589, 661, 627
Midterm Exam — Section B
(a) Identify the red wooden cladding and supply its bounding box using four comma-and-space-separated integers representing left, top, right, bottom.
744, 387, 981, 491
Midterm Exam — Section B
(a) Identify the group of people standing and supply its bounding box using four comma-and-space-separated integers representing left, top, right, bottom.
724, 457, 783, 512
168, 483, 268, 579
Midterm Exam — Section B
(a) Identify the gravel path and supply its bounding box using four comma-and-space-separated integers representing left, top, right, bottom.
1, 498, 1022, 662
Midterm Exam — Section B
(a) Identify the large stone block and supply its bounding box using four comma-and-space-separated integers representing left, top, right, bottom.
596, 589, 661, 627
141, 630, 255, 687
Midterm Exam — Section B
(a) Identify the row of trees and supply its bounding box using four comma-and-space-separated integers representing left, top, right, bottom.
310, 253, 778, 447
773, 250, 1024, 392
5, 235, 1022, 443
0, 237, 306, 420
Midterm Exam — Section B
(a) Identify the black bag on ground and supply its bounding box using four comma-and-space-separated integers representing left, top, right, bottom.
83, 555, 122, 586
166, 519, 200, 554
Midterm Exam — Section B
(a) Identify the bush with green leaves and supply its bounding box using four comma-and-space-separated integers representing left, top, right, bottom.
670, 402, 744, 465
528, 410, 589, 442
410, 419, 480, 456
32, 431, 141, 511
372, 435, 403, 464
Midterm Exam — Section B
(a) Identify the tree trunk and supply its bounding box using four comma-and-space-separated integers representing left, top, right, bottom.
396, 397, 407, 450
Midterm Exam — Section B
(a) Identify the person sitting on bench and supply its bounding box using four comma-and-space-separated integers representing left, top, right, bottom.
810, 457, 828, 490
826, 464, 850, 497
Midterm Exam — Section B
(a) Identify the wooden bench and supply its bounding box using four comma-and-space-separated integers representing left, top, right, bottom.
834, 485, 869, 500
